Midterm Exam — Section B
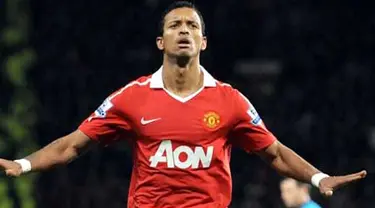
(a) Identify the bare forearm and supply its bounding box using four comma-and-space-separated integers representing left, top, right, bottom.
24, 130, 92, 172
25, 138, 77, 171
258, 141, 321, 183
272, 144, 320, 183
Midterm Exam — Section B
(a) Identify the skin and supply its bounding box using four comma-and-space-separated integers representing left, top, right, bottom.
0, 7, 366, 199
280, 178, 311, 208
156, 7, 207, 97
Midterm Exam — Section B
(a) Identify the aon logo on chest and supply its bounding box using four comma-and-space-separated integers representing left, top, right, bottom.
149, 140, 214, 169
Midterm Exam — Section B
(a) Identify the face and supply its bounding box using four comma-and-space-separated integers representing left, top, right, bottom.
280, 179, 305, 208
157, 7, 207, 58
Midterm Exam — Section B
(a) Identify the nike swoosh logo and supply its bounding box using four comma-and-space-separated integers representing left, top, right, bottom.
141, 117, 161, 125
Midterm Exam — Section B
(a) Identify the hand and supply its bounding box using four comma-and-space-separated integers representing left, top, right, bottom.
319, 170, 367, 197
0, 159, 23, 177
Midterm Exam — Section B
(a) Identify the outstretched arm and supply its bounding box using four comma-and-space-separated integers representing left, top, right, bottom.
0, 130, 93, 177
1, 84, 135, 177
256, 141, 320, 182
256, 141, 367, 196
230, 89, 367, 197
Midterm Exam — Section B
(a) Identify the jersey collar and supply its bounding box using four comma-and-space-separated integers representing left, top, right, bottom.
150, 65, 217, 89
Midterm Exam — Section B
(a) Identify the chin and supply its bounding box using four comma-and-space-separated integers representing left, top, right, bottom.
177, 53, 192, 58
176, 49, 192, 55
178, 50, 199, 58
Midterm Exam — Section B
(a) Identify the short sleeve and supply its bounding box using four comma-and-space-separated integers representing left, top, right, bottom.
79, 88, 133, 146
229, 90, 277, 153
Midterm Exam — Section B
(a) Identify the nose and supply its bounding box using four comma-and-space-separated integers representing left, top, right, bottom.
179, 24, 190, 35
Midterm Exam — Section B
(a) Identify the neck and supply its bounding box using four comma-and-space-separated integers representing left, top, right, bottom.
162, 54, 203, 96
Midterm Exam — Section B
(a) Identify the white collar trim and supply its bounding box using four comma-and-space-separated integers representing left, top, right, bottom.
149, 65, 216, 89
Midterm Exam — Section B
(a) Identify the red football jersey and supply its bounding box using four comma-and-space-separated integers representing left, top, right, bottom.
79, 66, 276, 208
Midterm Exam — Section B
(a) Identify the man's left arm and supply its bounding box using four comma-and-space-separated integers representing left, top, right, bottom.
256, 140, 366, 196
230, 89, 367, 197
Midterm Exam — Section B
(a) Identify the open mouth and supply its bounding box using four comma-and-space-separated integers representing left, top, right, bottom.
177, 38, 191, 48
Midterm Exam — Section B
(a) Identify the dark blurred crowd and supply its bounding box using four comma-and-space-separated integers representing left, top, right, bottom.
24, 0, 375, 207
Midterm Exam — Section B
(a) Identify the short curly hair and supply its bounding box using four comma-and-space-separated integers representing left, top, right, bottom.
158, 1, 206, 36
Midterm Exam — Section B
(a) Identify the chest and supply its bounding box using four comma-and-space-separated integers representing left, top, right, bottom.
128, 90, 233, 145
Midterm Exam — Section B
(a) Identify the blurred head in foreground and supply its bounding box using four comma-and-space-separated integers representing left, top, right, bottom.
280, 178, 320, 208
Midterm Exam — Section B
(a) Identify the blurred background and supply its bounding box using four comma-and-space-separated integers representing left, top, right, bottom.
1, 0, 374, 207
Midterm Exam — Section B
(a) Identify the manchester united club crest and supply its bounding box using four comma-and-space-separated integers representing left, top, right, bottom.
203, 112, 220, 129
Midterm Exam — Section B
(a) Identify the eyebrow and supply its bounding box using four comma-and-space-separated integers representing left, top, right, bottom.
167, 19, 199, 25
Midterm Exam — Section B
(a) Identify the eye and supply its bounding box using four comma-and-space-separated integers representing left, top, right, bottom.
187, 21, 199, 29
169, 22, 180, 29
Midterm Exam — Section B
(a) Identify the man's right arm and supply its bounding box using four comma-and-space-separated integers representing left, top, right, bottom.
0, 130, 94, 177
1, 82, 136, 177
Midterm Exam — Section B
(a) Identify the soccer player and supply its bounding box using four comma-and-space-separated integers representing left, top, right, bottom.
280, 178, 321, 208
0, 1, 366, 208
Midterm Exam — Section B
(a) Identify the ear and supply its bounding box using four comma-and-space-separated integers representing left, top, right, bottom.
156, 36, 164, 51
201, 36, 207, 51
